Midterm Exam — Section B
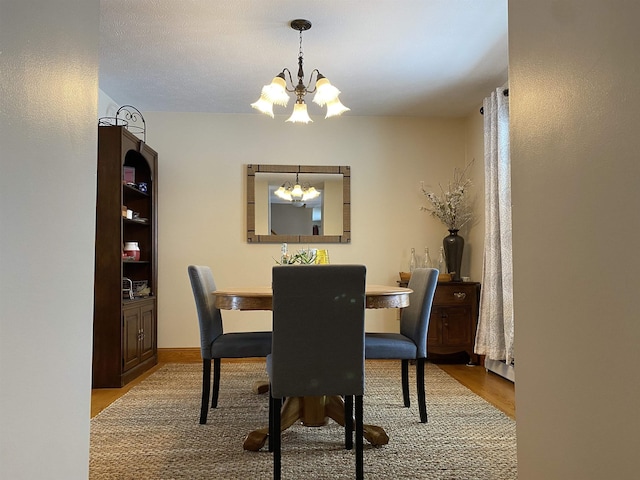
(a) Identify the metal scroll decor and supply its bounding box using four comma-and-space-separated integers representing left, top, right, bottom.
98, 105, 146, 142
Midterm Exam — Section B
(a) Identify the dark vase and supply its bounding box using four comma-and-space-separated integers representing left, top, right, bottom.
443, 229, 464, 282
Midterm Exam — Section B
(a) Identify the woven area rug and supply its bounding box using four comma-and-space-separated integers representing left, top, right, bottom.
90, 361, 516, 479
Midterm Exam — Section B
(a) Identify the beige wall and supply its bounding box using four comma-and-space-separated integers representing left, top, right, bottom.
0, 1, 99, 477
141, 112, 480, 347
464, 104, 487, 281
510, 1, 640, 478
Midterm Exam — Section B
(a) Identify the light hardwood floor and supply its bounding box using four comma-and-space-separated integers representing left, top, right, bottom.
91, 357, 515, 420
438, 363, 515, 419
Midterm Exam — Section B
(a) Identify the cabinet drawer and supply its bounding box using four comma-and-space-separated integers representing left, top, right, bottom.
433, 284, 477, 306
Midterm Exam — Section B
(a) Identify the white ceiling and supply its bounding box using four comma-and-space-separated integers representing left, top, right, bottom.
99, 0, 508, 118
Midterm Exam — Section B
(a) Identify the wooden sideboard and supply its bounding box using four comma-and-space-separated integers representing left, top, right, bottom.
399, 280, 480, 364
428, 282, 480, 364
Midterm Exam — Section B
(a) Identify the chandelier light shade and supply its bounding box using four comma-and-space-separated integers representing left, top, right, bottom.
312, 74, 341, 106
250, 95, 275, 118
251, 19, 349, 123
274, 173, 321, 202
325, 97, 351, 118
286, 101, 312, 124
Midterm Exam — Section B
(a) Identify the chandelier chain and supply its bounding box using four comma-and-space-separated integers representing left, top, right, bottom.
298, 29, 304, 61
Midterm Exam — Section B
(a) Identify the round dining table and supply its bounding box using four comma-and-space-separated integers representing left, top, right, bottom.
212, 284, 412, 451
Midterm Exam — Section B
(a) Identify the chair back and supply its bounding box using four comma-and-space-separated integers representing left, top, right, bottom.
400, 268, 439, 358
187, 265, 224, 359
270, 264, 366, 399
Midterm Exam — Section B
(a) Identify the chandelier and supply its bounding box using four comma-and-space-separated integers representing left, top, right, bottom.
274, 173, 321, 202
251, 19, 349, 124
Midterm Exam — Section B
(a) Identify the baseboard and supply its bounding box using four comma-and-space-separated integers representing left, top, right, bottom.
157, 348, 266, 364
158, 348, 201, 363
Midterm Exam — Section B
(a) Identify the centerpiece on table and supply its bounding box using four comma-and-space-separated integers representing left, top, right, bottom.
275, 243, 317, 265
420, 162, 473, 282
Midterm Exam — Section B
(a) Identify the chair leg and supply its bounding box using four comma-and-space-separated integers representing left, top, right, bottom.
200, 359, 211, 424
211, 358, 221, 408
268, 388, 274, 452
344, 395, 353, 450
355, 395, 364, 480
272, 396, 282, 480
401, 359, 410, 407
416, 358, 428, 423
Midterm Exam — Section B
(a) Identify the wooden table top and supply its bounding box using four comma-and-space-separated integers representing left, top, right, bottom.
213, 284, 412, 311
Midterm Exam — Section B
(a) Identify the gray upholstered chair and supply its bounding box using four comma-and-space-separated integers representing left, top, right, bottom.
268, 264, 367, 480
364, 267, 439, 423
188, 265, 272, 424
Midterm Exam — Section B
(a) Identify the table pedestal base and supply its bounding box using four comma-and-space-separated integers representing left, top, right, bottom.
243, 395, 389, 451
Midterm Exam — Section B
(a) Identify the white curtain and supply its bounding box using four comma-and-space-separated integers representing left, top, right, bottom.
475, 88, 514, 364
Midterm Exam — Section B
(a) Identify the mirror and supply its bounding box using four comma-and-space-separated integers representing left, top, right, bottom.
247, 164, 351, 243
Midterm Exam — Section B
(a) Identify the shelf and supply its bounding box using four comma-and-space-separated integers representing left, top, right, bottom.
123, 183, 150, 198
122, 295, 155, 304
123, 217, 150, 225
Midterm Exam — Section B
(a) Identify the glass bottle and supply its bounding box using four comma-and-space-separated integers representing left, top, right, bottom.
316, 249, 330, 264
422, 247, 433, 268
409, 248, 417, 272
437, 246, 446, 273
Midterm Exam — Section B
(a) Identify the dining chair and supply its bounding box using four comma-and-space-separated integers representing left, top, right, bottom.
268, 264, 367, 480
187, 265, 272, 425
364, 267, 439, 423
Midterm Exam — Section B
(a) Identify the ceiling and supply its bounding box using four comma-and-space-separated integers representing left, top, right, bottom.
99, 0, 508, 118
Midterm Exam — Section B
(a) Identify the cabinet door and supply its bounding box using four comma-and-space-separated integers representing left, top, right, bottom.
427, 309, 443, 346
122, 307, 141, 371
441, 306, 472, 346
140, 302, 155, 362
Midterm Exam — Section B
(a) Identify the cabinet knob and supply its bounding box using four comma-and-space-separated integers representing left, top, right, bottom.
453, 292, 466, 300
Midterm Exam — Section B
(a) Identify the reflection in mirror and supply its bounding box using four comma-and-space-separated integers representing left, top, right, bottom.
247, 165, 350, 244
256, 172, 342, 236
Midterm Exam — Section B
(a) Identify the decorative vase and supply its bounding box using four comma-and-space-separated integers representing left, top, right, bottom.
443, 229, 464, 282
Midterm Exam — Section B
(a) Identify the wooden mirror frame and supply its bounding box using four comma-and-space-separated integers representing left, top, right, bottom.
247, 164, 351, 243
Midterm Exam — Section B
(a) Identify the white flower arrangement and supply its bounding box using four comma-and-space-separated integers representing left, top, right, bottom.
421, 162, 474, 231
